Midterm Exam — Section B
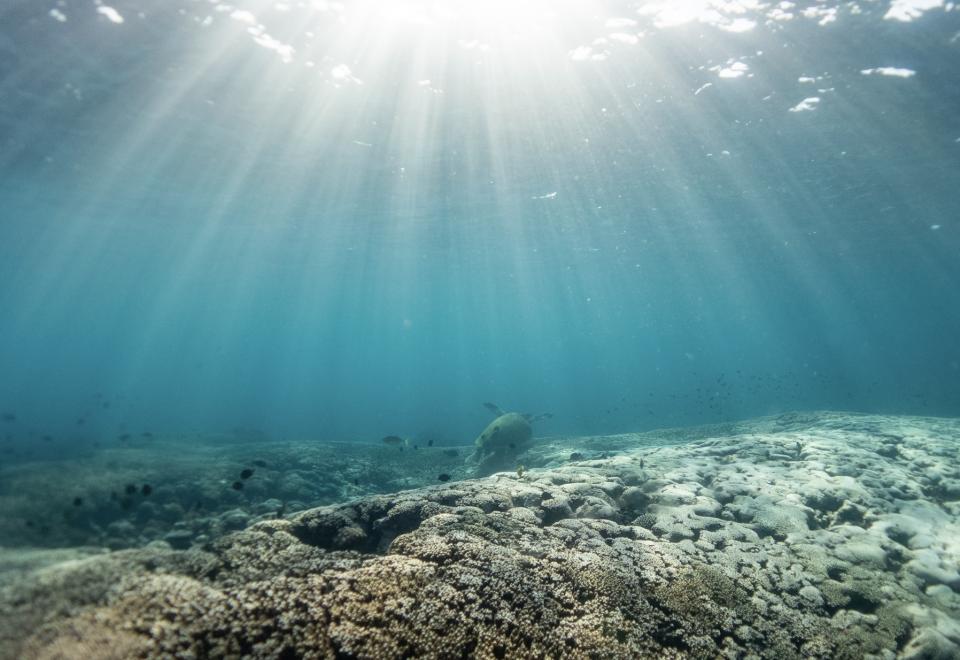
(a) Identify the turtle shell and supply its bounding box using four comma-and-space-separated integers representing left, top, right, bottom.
475, 413, 532, 449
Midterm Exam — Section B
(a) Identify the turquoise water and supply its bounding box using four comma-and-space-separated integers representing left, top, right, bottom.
1, 0, 958, 460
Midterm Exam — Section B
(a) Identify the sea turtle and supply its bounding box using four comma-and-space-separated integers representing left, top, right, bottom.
470, 403, 552, 476
475, 403, 552, 452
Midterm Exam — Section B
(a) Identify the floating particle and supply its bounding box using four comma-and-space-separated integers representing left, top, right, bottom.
141, 484, 152, 496
253, 460, 267, 467
232, 481, 244, 491
72, 497, 83, 507
125, 484, 137, 495
438, 474, 451, 482
240, 469, 254, 479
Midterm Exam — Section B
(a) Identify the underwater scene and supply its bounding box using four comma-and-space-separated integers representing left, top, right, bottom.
1, 0, 959, 657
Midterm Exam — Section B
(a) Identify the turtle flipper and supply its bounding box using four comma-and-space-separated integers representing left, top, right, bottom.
528, 412, 553, 423
484, 402, 506, 416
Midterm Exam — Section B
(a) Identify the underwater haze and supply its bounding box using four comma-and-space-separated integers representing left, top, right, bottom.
1, 0, 959, 458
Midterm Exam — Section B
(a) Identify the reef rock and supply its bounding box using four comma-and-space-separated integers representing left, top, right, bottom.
2, 411, 960, 660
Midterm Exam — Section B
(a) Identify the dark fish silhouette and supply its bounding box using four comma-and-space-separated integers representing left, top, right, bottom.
240, 469, 254, 479
444, 449, 459, 457
428, 439, 434, 447
382, 436, 406, 445
253, 460, 267, 467
232, 481, 244, 491
120, 498, 133, 510
125, 484, 137, 495
354, 478, 358, 486
72, 497, 83, 507
195, 500, 203, 511
438, 474, 451, 482
141, 484, 152, 496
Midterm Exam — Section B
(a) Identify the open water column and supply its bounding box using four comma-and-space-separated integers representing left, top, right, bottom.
1, 0, 959, 658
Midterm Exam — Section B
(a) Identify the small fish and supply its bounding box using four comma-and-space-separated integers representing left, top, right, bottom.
640, 458, 644, 469
118, 434, 130, 441
509, 443, 516, 449
232, 481, 244, 491
354, 478, 358, 486
444, 449, 459, 457
240, 469, 254, 479
399, 446, 404, 452
382, 435, 404, 445
253, 460, 267, 468
570, 452, 583, 461
120, 498, 133, 510
125, 484, 137, 495
142, 432, 152, 438
72, 497, 83, 507
414, 445, 418, 450
195, 500, 203, 511
516, 465, 525, 478
141, 484, 152, 496
438, 474, 451, 482
428, 439, 434, 447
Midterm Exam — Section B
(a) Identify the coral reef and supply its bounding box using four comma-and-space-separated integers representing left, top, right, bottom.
2, 411, 960, 659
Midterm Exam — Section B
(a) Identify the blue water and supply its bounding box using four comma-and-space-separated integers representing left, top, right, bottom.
1, 0, 958, 460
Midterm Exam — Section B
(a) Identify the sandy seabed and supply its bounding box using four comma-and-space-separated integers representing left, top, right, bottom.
2, 411, 959, 659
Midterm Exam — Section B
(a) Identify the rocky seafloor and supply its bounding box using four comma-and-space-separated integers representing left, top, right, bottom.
2, 411, 960, 659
